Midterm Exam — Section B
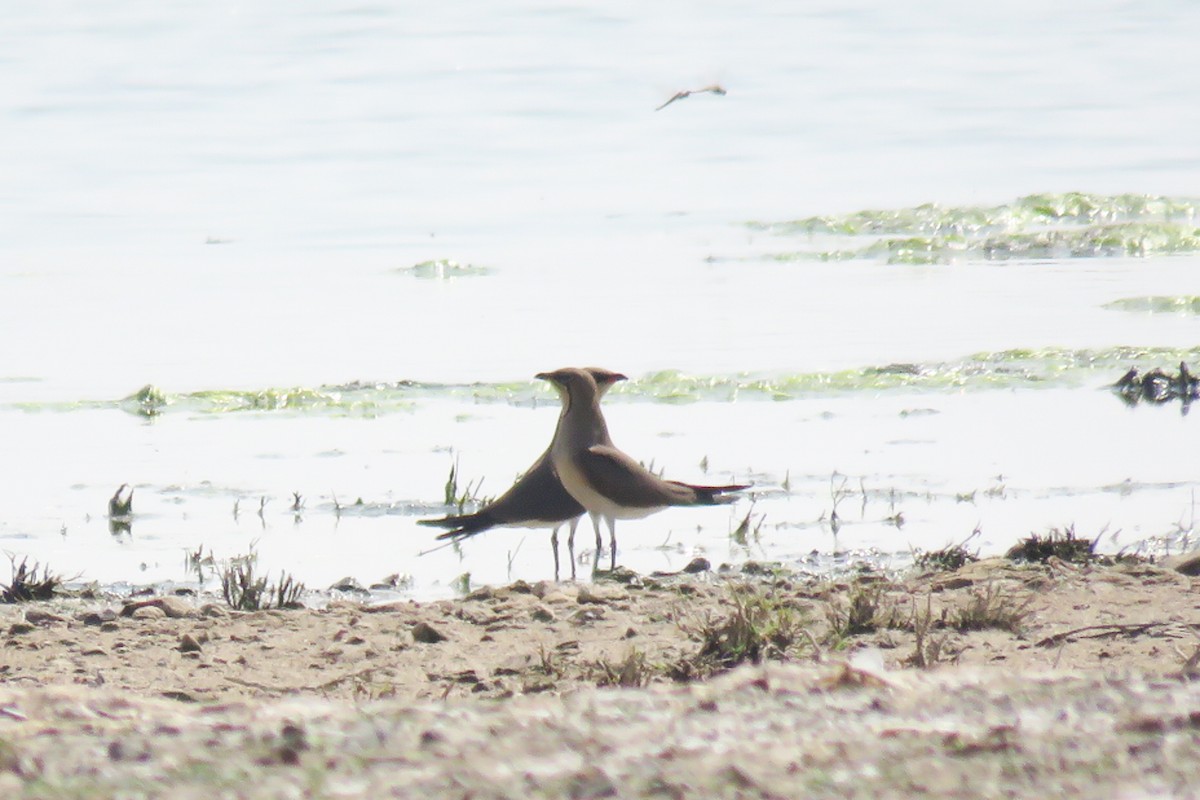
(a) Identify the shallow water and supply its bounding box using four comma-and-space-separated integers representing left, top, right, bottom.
1, 2, 1198, 598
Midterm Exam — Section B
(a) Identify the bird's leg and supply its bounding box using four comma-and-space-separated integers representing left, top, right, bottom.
606, 516, 618, 570
551, 525, 561, 582
567, 517, 580, 581
590, 512, 604, 557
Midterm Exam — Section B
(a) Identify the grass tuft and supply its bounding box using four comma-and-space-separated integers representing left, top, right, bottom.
903, 593, 949, 669
589, 648, 655, 688
915, 530, 981, 572
823, 580, 903, 644
672, 584, 810, 680
220, 552, 305, 610
1, 556, 65, 603
1005, 525, 1097, 564
443, 459, 489, 513
949, 582, 1033, 633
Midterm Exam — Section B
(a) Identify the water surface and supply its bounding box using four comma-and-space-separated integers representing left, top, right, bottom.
2, 2, 1198, 598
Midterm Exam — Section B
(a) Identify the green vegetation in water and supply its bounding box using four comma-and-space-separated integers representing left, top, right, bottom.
15, 345, 1200, 418
1103, 296, 1200, 315
625, 346, 1200, 400
750, 192, 1200, 265
397, 259, 492, 279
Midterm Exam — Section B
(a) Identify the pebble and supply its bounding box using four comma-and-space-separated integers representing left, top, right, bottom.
122, 596, 194, 619
330, 577, 368, 594
79, 609, 119, 626
1172, 554, 1200, 577
132, 606, 167, 620
466, 587, 495, 602
531, 605, 556, 623
576, 586, 605, 605
179, 634, 203, 653
412, 622, 448, 644
578, 585, 625, 605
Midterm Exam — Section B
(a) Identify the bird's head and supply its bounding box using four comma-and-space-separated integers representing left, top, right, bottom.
536, 367, 607, 409
585, 367, 628, 398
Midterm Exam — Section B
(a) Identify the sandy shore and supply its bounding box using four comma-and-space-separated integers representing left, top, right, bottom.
1, 556, 1199, 797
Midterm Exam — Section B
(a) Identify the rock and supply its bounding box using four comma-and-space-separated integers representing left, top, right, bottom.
577, 585, 604, 604
571, 608, 605, 624
933, 577, 976, 591
466, 587, 495, 602
121, 596, 194, 619
682, 557, 711, 574
24, 609, 65, 625
531, 605, 556, 623
329, 577, 367, 594
179, 634, 203, 653
79, 609, 118, 626
161, 690, 198, 703
7, 623, 35, 635
412, 622, 448, 644
200, 604, 228, 618
132, 605, 166, 620
1171, 554, 1200, 577
594, 566, 641, 585
568, 766, 617, 799
578, 585, 625, 605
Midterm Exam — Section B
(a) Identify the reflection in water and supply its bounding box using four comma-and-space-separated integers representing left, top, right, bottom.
107, 484, 133, 536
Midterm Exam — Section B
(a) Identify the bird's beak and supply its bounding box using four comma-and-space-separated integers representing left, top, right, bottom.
613, 373, 628, 383
535, 372, 553, 382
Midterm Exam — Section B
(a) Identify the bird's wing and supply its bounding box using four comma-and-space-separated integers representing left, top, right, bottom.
667, 480, 750, 505
578, 445, 697, 508
482, 451, 584, 525
655, 91, 688, 111
420, 510, 495, 538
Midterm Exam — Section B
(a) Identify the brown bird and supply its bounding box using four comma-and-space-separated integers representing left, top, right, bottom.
656, 84, 727, 111
418, 367, 627, 579
538, 367, 748, 569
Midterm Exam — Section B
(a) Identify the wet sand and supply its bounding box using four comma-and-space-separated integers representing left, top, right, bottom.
1, 557, 1199, 797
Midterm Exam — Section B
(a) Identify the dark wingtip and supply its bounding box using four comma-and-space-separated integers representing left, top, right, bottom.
424, 511, 494, 538
694, 483, 751, 505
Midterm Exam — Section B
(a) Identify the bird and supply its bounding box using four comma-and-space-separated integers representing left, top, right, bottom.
655, 84, 726, 112
418, 367, 627, 580
537, 367, 748, 569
